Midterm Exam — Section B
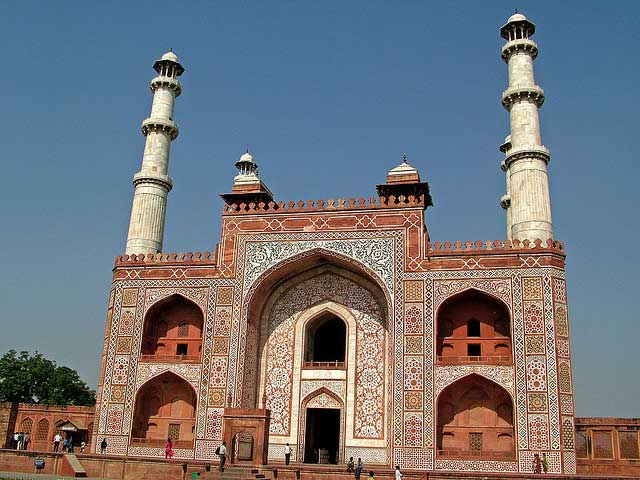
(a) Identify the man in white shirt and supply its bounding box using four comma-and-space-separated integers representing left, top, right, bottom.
53, 433, 62, 452
284, 443, 292, 465
218, 441, 227, 471
395, 465, 403, 480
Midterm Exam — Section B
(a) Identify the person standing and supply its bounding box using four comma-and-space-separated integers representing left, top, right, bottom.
346, 457, 354, 473
53, 433, 62, 452
164, 438, 174, 459
354, 458, 364, 479
394, 465, 403, 480
284, 442, 292, 465
541, 452, 549, 473
62, 437, 69, 453
23, 433, 30, 451
218, 441, 227, 471
533, 453, 542, 474
367, 471, 375, 479
100, 438, 108, 455
68, 438, 74, 454
80, 441, 86, 453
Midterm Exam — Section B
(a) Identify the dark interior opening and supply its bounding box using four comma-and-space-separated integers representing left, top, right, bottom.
467, 319, 481, 337
304, 408, 340, 464
306, 316, 346, 362
176, 344, 188, 355
467, 344, 481, 356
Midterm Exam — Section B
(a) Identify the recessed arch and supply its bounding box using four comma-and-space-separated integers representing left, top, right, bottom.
131, 371, 197, 448
436, 288, 513, 365
245, 248, 391, 328
141, 294, 203, 360
436, 374, 515, 459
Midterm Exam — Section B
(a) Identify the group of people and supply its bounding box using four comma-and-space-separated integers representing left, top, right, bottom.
52, 433, 76, 453
346, 457, 403, 479
12, 431, 30, 450
533, 452, 550, 474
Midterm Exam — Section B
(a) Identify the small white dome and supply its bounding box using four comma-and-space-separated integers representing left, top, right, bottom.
507, 13, 527, 23
239, 151, 254, 163
161, 51, 179, 62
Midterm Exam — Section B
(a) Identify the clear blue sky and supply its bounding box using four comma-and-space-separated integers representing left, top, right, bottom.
0, 2, 638, 417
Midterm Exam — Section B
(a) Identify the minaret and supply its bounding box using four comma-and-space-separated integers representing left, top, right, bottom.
125, 51, 184, 255
500, 13, 553, 242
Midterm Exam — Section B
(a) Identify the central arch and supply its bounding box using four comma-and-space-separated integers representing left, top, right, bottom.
241, 251, 391, 464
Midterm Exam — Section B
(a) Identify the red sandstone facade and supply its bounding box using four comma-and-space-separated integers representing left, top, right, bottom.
90, 183, 579, 475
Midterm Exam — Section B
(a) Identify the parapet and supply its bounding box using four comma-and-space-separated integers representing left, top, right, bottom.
222, 194, 426, 215
114, 251, 218, 267
427, 238, 564, 256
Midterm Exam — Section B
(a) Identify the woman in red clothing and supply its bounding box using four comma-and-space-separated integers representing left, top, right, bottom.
164, 438, 174, 459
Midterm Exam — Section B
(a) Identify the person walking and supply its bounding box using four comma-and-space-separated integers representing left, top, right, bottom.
53, 433, 61, 452
164, 438, 174, 459
354, 458, 364, 479
284, 442, 292, 465
100, 438, 108, 455
217, 441, 227, 471
394, 465, 403, 480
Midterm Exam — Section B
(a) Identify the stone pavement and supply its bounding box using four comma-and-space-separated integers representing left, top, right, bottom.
0, 472, 106, 480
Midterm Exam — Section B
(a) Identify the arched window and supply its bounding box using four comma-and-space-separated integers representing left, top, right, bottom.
132, 372, 196, 446
437, 374, 514, 459
304, 314, 346, 365
35, 419, 49, 441
20, 417, 33, 434
141, 295, 203, 359
436, 290, 512, 365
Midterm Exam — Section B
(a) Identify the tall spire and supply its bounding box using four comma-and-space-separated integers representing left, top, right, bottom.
125, 51, 184, 255
499, 13, 553, 242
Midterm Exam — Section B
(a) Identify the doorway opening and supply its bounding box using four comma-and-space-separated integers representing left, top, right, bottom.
304, 408, 340, 464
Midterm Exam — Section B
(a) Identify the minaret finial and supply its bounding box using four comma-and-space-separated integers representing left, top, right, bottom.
402, 153, 408, 164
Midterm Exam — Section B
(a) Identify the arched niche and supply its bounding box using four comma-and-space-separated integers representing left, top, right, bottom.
436, 289, 512, 365
304, 311, 347, 365
131, 371, 197, 447
436, 374, 515, 459
141, 294, 203, 361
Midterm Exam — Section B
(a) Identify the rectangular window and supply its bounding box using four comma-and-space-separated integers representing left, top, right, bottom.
469, 432, 483, 452
575, 431, 589, 458
619, 431, 640, 459
592, 430, 614, 459
176, 344, 188, 355
168, 423, 180, 441
467, 344, 481, 357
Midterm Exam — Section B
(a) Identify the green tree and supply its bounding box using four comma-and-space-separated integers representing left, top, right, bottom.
0, 350, 95, 406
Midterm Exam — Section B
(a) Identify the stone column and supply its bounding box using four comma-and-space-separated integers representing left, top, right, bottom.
500, 14, 553, 242
125, 52, 184, 255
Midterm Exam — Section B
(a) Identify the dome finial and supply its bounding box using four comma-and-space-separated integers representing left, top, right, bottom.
402, 153, 408, 164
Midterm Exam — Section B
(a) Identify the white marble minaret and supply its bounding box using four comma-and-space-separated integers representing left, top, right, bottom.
499, 13, 553, 242
125, 51, 184, 255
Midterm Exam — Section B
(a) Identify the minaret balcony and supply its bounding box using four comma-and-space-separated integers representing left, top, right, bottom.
503, 145, 550, 169
501, 84, 545, 110
132, 171, 173, 191
150, 75, 182, 96
501, 38, 538, 61
141, 117, 179, 140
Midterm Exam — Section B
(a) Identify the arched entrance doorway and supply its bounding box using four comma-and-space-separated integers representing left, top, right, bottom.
131, 372, 197, 448
436, 374, 515, 460
300, 389, 344, 464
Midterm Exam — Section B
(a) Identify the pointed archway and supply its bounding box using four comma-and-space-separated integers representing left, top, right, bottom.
131, 371, 197, 448
436, 374, 515, 460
